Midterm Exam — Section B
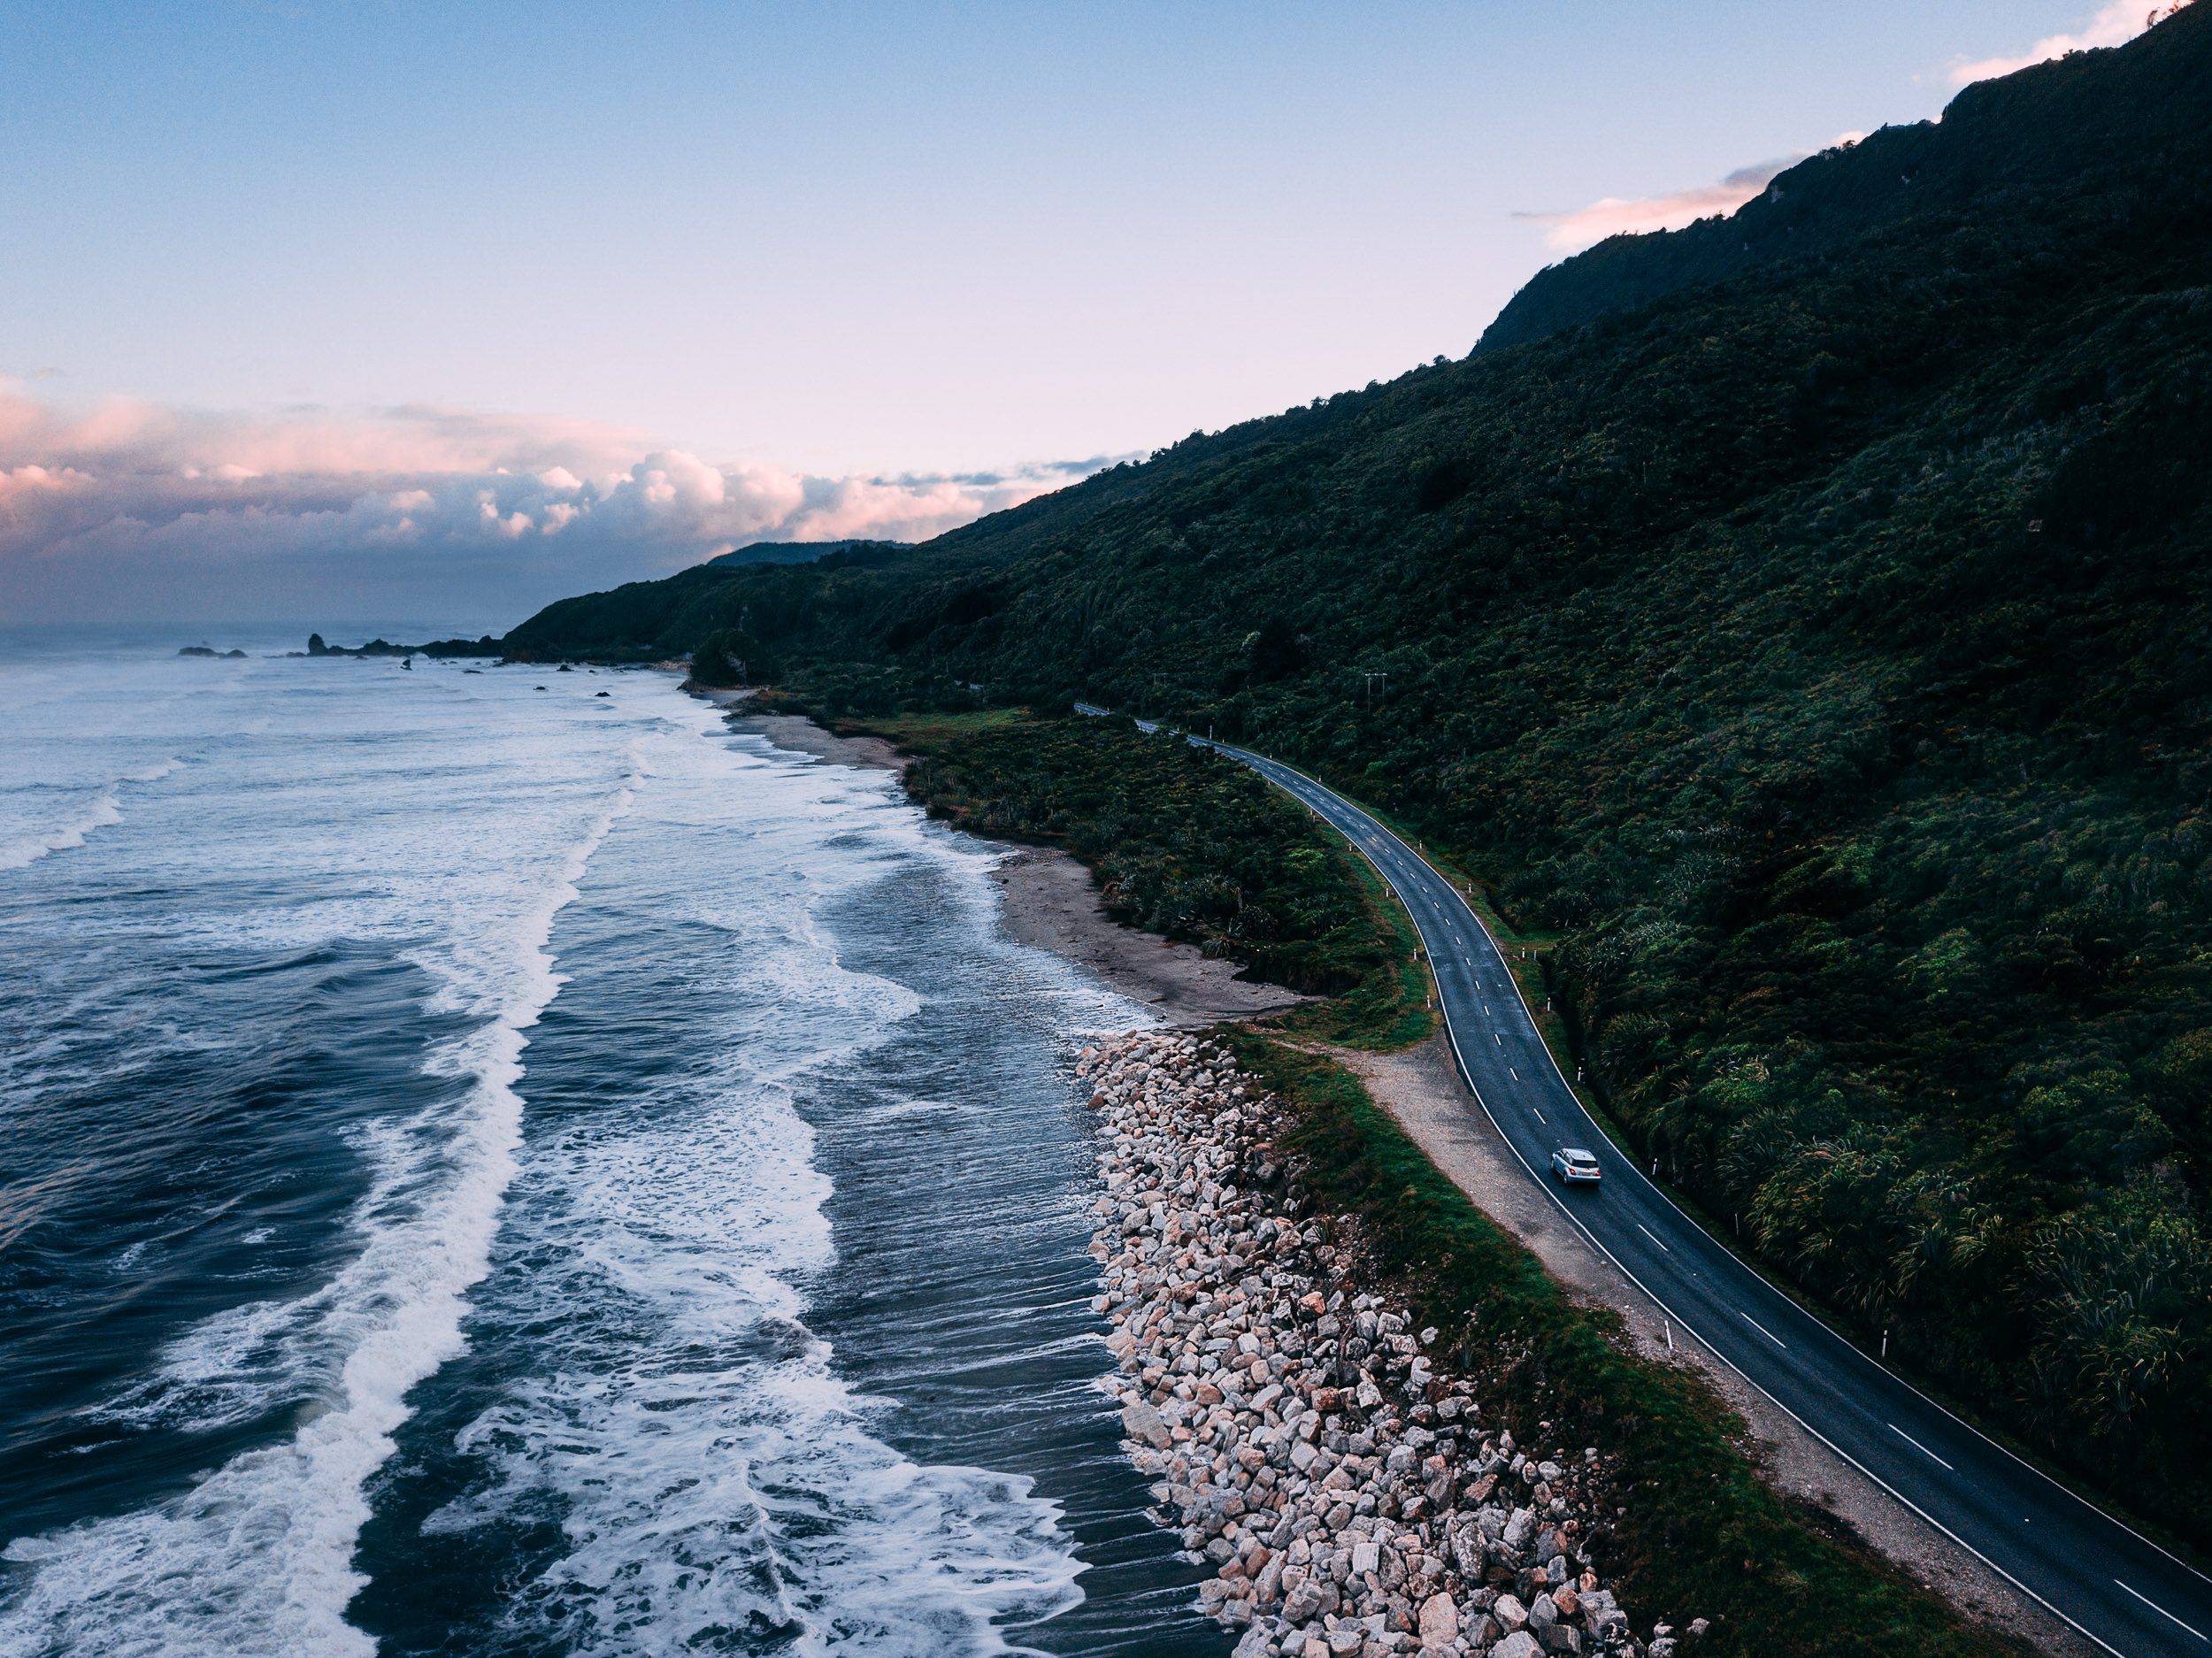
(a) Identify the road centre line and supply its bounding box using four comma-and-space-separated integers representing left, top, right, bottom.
1890, 1424, 1955, 1471
2117, 1581, 2208, 1640
1212, 741, 2208, 1658
1637, 1224, 1670, 1253
1741, 1311, 1788, 1349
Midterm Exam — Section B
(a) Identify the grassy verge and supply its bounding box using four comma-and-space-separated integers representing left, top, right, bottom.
1232, 1033, 2020, 1658
829, 709, 1401, 996
1256, 838, 1435, 1052
818, 706, 1029, 748
855, 700, 2015, 1653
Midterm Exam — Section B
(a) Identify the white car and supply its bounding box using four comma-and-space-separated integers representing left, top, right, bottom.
1550, 1148, 1601, 1185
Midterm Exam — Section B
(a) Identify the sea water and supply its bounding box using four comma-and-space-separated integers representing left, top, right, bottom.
0, 633, 1223, 1656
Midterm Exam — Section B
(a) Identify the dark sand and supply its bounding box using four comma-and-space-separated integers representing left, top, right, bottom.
989, 847, 1308, 1028
696, 691, 1305, 1027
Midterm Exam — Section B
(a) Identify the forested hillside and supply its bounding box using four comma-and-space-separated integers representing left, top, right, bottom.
506, 9, 2212, 1547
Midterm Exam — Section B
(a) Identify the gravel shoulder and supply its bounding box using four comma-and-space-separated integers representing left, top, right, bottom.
1325, 1031, 2093, 1658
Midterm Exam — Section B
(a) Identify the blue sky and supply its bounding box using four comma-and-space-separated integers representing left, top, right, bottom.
0, 0, 2152, 623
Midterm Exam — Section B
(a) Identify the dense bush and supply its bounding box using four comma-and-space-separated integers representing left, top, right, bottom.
895, 714, 1384, 994
1241, 1037, 2013, 1658
504, 8, 2212, 1547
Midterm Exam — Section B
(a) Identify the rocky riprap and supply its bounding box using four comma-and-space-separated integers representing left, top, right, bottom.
1079, 1030, 1703, 1658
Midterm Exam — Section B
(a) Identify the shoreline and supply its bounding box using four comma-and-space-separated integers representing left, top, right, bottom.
708, 695, 2067, 1654
699, 692, 1310, 1027
1079, 1029, 1670, 1658
695, 687, 911, 771
992, 848, 1310, 1028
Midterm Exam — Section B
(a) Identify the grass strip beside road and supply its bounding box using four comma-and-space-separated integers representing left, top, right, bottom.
827, 705, 2014, 1654
1234, 1032, 2019, 1658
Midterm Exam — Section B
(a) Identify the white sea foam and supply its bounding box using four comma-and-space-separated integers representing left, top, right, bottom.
0, 758, 181, 871
0, 663, 640, 1658
399, 724, 1085, 1654
1, 657, 1096, 1656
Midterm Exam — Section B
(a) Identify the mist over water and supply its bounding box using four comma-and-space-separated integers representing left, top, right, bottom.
0, 634, 1220, 1656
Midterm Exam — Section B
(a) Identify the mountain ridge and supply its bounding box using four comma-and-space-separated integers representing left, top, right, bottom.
1478, 4, 2212, 351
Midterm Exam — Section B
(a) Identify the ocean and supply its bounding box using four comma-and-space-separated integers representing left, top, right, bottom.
0, 633, 1224, 1657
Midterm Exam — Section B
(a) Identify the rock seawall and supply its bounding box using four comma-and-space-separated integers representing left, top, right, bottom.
1079, 1029, 1701, 1658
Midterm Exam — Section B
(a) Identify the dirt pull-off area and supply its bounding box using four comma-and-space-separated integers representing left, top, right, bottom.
722, 711, 908, 771
995, 848, 1309, 1027
1322, 1032, 2098, 1658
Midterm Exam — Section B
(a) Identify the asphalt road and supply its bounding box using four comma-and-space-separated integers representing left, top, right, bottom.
1195, 736, 2212, 1658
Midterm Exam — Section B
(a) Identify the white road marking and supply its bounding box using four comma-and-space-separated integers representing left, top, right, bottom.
1494, 1033, 1502, 1045
1890, 1424, 1954, 1471
1637, 1224, 1670, 1253
1740, 1312, 1788, 1349
1533, 1109, 1545, 1124
2116, 1580, 2207, 1639
1232, 749, 2187, 1658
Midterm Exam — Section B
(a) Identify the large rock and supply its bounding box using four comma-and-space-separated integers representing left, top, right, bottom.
1491, 1635, 1541, 1658
1253, 1554, 1285, 1602
1121, 1401, 1172, 1449
1282, 1580, 1327, 1623
1493, 1593, 1530, 1633
1418, 1593, 1459, 1646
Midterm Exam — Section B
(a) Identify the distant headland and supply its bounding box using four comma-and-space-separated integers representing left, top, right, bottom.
304, 632, 504, 658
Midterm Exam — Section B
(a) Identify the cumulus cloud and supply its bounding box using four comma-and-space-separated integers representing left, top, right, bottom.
0, 388, 1116, 625
1948, 0, 2157, 85
1514, 136, 1865, 255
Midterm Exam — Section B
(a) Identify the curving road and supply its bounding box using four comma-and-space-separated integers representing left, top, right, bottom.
1167, 728, 2212, 1658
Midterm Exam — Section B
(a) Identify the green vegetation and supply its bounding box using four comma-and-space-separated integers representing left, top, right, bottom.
1241, 1037, 2015, 1658
1475, 11, 2207, 353
508, 12, 2212, 1546
1259, 846, 1436, 1051
868, 710, 1399, 995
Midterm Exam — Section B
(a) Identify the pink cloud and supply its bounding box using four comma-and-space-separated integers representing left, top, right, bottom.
1515, 134, 1867, 255
1948, 0, 2155, 85
0, 388, 1118, 624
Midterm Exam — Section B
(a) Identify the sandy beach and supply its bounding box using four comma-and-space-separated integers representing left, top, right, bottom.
702, 693, 1308, 1028
992, 848, 1308, 1028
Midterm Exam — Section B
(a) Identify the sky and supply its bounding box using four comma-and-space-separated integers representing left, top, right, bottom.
0, 0, 2162, 629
